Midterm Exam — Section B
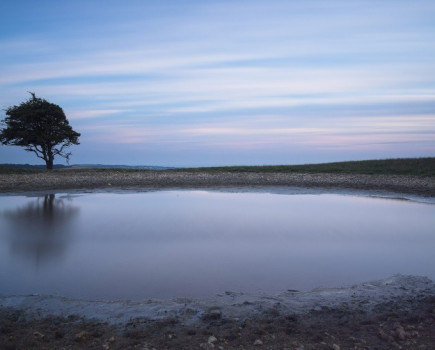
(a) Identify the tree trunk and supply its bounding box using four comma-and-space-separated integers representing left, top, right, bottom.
43, 194, 55, 223
46, 157, 54, 170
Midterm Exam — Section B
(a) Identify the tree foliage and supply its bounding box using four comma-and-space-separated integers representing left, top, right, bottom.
0, 93, 80, 170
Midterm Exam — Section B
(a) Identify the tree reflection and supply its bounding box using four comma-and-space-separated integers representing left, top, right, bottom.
2, 194, 79, 264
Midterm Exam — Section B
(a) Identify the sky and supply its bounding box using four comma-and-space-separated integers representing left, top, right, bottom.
0, 0, 434, 167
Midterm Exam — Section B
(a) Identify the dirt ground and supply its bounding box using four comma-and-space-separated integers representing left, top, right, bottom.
1, 296, 434, 350
1, 276, 434, 349
1, 171, 434, 197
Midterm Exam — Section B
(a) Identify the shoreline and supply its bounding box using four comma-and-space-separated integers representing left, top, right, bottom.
1, 171, 435, 197
1, 275, 434, 349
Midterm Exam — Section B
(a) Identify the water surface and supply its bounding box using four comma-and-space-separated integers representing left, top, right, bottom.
1, 189, 434, 300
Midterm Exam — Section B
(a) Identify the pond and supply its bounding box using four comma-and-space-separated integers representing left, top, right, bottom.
0, 189, 434, 301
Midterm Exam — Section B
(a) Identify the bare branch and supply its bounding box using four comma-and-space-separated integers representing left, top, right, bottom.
24, 146, 45, 160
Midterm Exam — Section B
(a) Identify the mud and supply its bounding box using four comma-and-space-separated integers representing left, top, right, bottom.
1, 275, 434, 349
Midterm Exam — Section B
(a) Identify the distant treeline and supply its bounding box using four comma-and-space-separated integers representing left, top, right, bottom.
177, 158, 435, 176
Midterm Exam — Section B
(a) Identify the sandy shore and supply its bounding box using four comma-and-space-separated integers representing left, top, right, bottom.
1, 170, 434, 196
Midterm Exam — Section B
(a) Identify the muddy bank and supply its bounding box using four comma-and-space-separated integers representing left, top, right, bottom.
1, 171, 434, 197
1, 275, 434, 349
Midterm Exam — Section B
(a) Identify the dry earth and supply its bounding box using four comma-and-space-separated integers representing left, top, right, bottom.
0, 171, 434, 197
1, 276, 434, 349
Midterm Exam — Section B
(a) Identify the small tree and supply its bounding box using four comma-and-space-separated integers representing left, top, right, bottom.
0, 93, 80, 170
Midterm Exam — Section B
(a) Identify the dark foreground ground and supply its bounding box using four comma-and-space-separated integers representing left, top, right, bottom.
1, 276, 434, 349
1, 298, 434, 350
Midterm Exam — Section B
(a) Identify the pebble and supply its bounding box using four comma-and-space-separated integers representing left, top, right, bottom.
208, 336, 218, 344
378, 329, 392, 342
33, 331, 45, 339
395, 326, 408, 340
332, 344, 340, 350
203, 307, 222, 320
254, 339, 263, 346
74, 331, 91, 342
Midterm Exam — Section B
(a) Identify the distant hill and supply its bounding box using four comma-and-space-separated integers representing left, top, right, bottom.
0, 163, 174, 170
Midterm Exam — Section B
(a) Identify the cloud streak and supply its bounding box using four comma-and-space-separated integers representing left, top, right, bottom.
1, 0, 434, 165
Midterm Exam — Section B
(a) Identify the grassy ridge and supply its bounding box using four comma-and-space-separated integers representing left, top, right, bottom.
176, 158, 435, 176
0, 166, 40, 174
0, 166, 149, 174
1, 158, 434, 176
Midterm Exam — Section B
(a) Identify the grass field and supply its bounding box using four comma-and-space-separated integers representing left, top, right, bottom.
1, 158, 434, 176
177, 157, 435, 176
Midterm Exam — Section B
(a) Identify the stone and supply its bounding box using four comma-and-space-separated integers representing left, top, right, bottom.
332, 344, 340, 350
208, 336, 218, 344
395, 326, 408, 340
33, 331, 45, 339
74, 331, 91, 342
378, 329, 391, 341
254, 339, 263, 346
202, 307, 222, 320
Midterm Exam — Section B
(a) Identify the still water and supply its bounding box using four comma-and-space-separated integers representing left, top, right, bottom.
0, 189, 434, 300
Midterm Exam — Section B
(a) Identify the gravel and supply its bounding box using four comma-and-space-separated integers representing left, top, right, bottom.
1, 275, 434, 349
1, 171, 434, 196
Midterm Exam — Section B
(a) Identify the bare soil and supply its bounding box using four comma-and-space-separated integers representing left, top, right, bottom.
1, 276, 434, 349
0, 170, 434, 197
1, 299, 434, 350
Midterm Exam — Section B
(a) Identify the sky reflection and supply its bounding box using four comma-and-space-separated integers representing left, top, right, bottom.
0, 190, 434, 300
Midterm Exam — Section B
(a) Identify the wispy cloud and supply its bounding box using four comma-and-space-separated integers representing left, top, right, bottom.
67, 109, 131, 120
1, 0, 434, 165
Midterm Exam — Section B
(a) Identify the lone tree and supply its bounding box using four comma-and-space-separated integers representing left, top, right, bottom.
0, 93, 80, 170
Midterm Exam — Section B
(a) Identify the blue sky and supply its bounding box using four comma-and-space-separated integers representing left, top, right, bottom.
1, 0, 434, 166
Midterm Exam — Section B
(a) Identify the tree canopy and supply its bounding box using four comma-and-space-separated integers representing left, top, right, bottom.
0, 93, 80, 169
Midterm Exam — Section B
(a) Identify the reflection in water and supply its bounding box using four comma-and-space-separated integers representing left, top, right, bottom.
0, 190, 434, 300
2, 194, 79, 264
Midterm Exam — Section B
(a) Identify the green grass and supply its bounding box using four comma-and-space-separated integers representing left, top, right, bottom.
0, 166, 40, 174
1, 158, 434, 176
175, 158, 435, 176
0, 165, 154, 174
